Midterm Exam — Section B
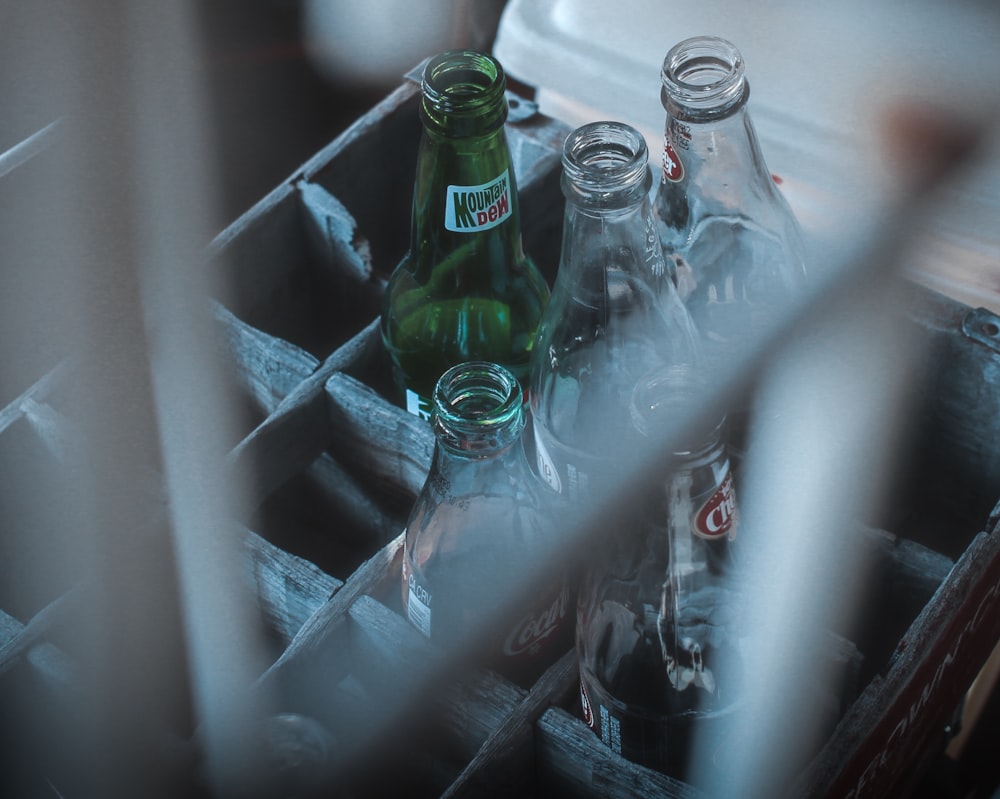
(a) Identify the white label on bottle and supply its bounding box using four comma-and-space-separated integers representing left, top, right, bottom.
445, 169, 512, 232
405, 570, 433, 638
598, 705, 622, 754
405, 387, 433, 420
533, 426, 562, 494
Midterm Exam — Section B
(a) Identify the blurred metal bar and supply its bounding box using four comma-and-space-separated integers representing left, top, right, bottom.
1, 1, 272, 796
0, 120, 62, 180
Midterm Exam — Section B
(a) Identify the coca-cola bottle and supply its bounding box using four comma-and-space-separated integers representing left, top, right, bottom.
400, 360, 572, 687
577, 367, 744, 782
529, 120, 701, 503
653, 35, 806, 373
381, 50, 550, 419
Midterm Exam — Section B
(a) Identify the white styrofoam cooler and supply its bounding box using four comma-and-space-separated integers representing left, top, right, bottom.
494, 0, 1000, 310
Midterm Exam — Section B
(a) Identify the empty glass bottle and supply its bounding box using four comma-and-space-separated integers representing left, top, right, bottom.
530, 120, 701, 503
400, 360, 572, 688
381, 50, 550, 419
577, 368, 744, 781
654, 35, 806, 366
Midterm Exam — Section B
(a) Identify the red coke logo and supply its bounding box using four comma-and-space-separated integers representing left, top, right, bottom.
503, 583, 570, 658
693, 470, 737, 540
663, 141, 684, 183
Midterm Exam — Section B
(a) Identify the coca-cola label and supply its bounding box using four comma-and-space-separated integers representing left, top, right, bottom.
503, 582, 570, 658
693, 468, 737, 540
445, 170, 512, 232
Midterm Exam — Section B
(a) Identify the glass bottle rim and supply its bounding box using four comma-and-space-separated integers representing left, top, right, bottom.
421, 49, 508, 125
661, 36, 748, 119
561, 120, 652, 205
629, 366, 725, 458
432, 360, 524, 453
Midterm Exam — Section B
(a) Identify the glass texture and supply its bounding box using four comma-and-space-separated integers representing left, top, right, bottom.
654, 36, 806, 371
577, 369, 744, 781
529, 121, 701, 502
381, 50, 549, 419
401, 361, 572, 687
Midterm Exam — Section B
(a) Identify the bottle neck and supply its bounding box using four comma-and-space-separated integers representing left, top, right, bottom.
631, 370, 738, 549
558, 121, 665, 284
432, 361, 525, 457
410, 53, 523, 274
659, 35, 748, 124
656, 35, 773, 191
660, 105, 774, 187
420, 50, 508, 137
561, 121, 652, 212
530, 122, 703, 456
415, 49, 516, 234
630, 367, 724, 460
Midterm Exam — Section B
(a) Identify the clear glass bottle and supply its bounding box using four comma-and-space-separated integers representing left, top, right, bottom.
400, 360, 572, 688
381, 50, 550, 419
653, 35, 806, 365
529, 120, 701, 503
577, 368, 744, 782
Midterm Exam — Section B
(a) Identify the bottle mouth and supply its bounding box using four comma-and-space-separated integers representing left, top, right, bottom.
561, 121, 652, 205
421, 49, 507, 123
433, 361, 524, 453
630, 365, 725, 457
661, 36, 748, 119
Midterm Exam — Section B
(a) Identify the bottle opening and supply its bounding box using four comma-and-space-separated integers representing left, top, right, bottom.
433, 361, 524, 452
661, 36, 747, 118
422, 50, 506, 117
630, 366, 724, 457
561, 121, 651, 203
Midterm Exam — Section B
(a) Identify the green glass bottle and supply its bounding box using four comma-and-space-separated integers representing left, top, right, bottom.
380, 50, 550, 419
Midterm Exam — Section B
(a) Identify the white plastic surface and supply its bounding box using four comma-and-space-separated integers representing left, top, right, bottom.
495, 0, 1000, 308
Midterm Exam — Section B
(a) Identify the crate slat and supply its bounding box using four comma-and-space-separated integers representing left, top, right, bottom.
795, 525, 1000, 798
245, 529, 341, 649
442, 648, 579, 799
535, 707, 704, 799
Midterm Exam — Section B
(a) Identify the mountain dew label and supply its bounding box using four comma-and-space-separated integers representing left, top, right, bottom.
445, 170, 512, 232
405, 387, 433, 420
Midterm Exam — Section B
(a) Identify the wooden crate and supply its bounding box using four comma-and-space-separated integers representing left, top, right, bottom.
3, 73, 1000, 798
210, 76, 1000, 797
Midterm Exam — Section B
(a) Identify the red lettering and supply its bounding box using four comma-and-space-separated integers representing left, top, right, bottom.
845, 578, 1000, 798
474, 193, 510, 227
708, 503, 728, 532
694, 470, 736, 539
503, 585, 569, 657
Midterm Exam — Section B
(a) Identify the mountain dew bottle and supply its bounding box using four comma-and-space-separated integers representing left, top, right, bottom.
381, 50, 550, 419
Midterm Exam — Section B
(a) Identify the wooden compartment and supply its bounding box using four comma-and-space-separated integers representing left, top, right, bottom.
227, 300, 1000, 798
210, 74, 566, 372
